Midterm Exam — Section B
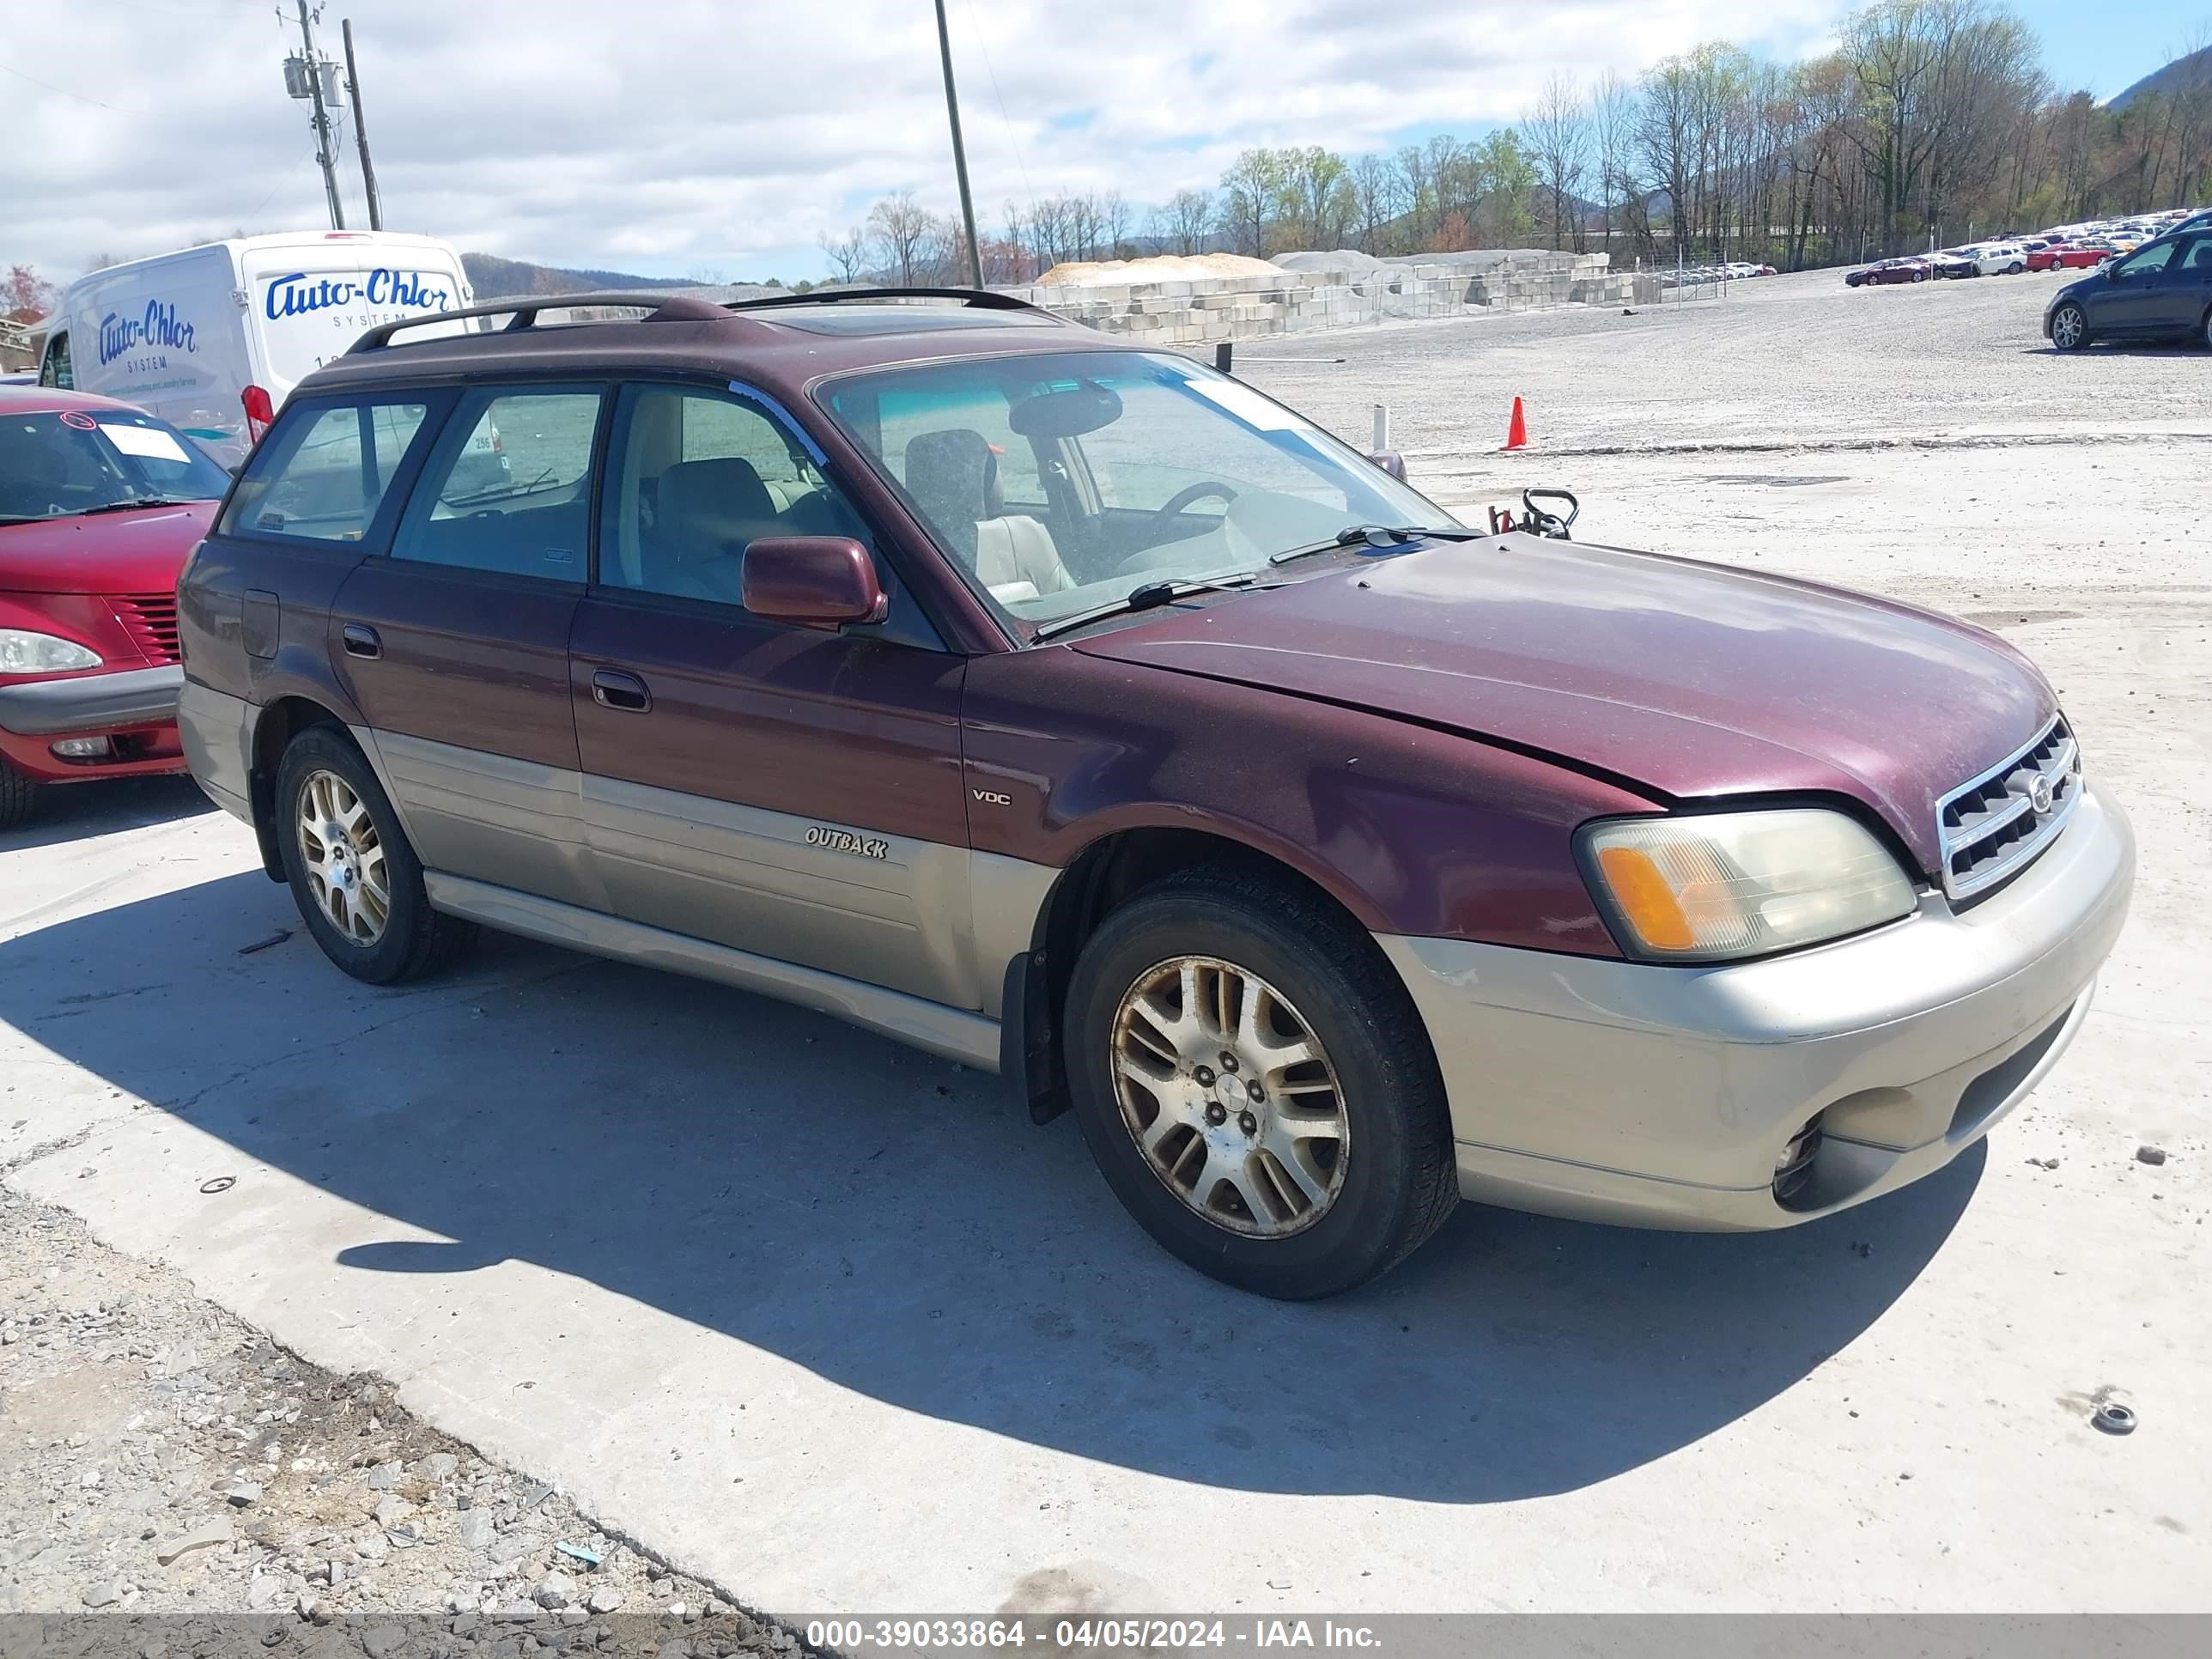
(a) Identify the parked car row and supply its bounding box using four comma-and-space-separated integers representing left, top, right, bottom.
1656, 261, 1775, 289
1846, 206, 2210, 289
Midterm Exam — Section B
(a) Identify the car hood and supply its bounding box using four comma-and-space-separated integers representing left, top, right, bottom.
0, 501, 216, 595
1068, 535, 2056, 876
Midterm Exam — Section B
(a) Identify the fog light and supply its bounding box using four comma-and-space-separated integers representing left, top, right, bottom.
51, 736, 114, 760
1773, 1115, 1824, 1206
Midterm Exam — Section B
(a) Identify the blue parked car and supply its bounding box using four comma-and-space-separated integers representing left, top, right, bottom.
2045, 225, 2212, 349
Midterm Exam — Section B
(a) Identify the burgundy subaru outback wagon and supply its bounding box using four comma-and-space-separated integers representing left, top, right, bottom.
176, 289, 2133, 1297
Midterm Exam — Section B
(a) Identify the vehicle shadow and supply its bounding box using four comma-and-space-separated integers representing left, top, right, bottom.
0, 775, 212, 854
0, 869, 1981, 1504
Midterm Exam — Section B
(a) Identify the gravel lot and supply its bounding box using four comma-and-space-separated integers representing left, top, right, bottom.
3, 269, 2207, 1626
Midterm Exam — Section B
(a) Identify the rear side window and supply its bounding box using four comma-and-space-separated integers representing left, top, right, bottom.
221, 398, 431, 542
388, 386, 604, 579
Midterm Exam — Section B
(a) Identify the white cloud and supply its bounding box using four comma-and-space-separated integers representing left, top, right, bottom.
1, 0, 1848, 283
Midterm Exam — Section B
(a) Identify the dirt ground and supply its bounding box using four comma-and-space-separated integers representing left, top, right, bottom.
2, 266, 2207, 1627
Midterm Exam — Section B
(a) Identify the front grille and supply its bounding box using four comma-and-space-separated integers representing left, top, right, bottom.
1936, 714, 2081, 901
111, 593, 181, 665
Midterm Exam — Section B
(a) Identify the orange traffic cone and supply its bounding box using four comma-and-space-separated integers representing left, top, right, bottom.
1500, 396, 1529, 452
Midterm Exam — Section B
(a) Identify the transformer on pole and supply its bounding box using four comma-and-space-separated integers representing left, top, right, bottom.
282, 0, 345, 229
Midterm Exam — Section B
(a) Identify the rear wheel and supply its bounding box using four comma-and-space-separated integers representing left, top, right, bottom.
1064, 867, 1457, 1299
2051, 302, 2090, 351
275, 726, 471, 983
0, 758, 36, 831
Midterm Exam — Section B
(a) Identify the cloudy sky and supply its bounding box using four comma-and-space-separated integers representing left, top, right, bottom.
0, 0, 2185, 286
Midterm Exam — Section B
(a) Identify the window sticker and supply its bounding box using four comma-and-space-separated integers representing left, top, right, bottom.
59, 410, 99, 430
98, 422, 191, 463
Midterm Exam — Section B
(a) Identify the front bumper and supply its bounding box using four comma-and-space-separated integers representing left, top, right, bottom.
0, 665, 186, 783
0, 664, 182, 736
1380, 784, 2135, 1231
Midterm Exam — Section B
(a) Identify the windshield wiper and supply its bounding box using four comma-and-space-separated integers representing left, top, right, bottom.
76, 496, 201, 515
1267, 523, 1486, 566
1030, 574, 1272, 642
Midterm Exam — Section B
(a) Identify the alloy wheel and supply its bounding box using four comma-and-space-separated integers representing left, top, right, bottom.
1109, 956, 1349, 1237
2051, 306, 2086, 349
296, 769, 391, 945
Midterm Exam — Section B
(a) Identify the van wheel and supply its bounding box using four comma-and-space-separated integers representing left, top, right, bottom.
274, 726, 471, 983
1064, 866, 1457, 1299
0, 759, 37, 830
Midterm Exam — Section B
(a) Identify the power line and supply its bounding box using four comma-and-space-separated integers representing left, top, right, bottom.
0, 59, 149, 113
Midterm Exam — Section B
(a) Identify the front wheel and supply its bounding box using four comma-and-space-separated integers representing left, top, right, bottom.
2201, 308, 2212, 351
0, 758, 37, 831
1064, 868, 1457, 1298
2050, 302, 2090, 351
275, 726, 472, 983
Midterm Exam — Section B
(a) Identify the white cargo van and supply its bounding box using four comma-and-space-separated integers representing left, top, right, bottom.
37, 231, 477, 466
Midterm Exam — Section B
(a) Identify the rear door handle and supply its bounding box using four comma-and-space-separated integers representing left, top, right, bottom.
341, 623, 381, 659
591, 667, 652, 713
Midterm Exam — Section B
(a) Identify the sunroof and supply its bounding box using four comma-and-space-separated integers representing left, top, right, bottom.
763, 304, 1057, 337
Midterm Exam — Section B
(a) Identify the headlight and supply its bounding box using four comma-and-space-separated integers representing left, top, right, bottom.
1583, 808, 1918, 962
0, 630, 103, 673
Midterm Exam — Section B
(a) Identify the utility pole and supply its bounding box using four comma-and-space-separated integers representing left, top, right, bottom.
291, 0, 345, 228
341, 19, 383, 230
932, 0, 984, 288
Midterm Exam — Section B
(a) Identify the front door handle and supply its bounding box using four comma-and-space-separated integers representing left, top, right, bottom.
341, 623, 381, 659
591, 667, 652, 713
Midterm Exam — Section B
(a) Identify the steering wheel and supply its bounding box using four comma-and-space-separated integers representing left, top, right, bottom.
1144, 481, 1237, 539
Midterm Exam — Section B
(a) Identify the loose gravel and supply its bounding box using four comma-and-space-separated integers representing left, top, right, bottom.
0, 1182, 807, 1656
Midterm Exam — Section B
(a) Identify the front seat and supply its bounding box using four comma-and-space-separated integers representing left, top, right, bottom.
902, 429, 1073, 603
650, 457, 790, 595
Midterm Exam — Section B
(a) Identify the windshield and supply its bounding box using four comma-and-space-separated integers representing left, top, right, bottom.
0, 407, 232, 523
817, 349, 1455, 629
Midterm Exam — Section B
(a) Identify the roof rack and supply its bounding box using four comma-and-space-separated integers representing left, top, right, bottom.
722, 286, 1045, 315
347, 291, 727, 354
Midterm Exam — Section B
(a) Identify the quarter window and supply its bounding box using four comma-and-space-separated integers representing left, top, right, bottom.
221, 398, 430, 542
598, 384, 875, 603
388, 386, 604, 578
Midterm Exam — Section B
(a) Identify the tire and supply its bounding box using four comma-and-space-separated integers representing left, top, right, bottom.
0, 757, 37, 831
1063, 866, 1457, 1299
2202, 308, 2212, 351
2050, 301, 2090, 352
274, 726, 471, 983
2008, 262, 2025, 275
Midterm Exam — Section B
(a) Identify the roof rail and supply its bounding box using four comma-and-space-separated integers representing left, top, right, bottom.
348, 291, 728, 354
723, 286, 1046, 315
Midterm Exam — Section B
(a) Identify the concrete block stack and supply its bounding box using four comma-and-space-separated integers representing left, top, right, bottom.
1006, 249, 1646, 348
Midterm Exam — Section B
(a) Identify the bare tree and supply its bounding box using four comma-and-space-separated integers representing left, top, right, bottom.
1527, 72, 1590, 249
1349, 154, 1399, 253
817, 227, 870, 284
1589, 70, 1632, 254
1164, 188, 1214, 255
867, 190, 939, 284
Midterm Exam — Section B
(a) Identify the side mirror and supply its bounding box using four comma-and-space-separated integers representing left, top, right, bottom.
742, 538, 886, 630
1366, 450, 1407, 483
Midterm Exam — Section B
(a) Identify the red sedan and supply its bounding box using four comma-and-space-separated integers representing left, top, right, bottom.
2033, 242, 2114, 272
1, 386, 230, 827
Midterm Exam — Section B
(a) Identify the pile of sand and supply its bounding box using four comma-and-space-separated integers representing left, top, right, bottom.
1034, 252, 1285, 288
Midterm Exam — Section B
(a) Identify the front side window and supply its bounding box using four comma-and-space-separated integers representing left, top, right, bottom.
39, 331, 72, 390
2114, 241, 2179, 280
1, 407, 234, 526
598, 384, 875, 604
388, 386, 602, 578
221, 398, 430, 542
817, 350, 1449, 628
